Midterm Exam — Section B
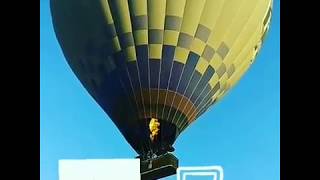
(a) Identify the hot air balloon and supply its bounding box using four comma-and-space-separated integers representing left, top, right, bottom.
50, 0, 273, 179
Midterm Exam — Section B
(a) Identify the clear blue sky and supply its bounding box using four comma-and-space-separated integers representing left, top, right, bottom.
40, 0, 280, 180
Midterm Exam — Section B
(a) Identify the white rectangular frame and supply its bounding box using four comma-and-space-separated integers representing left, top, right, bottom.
177, 166, 224, 180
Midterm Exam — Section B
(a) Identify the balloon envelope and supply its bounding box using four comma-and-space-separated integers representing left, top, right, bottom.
50, 0, 273, 157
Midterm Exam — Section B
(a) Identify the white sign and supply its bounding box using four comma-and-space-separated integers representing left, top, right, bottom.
59, 159, 140, 180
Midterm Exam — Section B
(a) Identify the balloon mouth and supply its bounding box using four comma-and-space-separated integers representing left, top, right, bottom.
94, 87, 191, 159
134, 117, 177, 160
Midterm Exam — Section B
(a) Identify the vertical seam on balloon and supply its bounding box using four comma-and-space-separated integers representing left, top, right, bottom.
167, 1, 214, 127
104, 0, 140, 119
155, 0, 168, 151
128, 0, 153, 153
174, 0, 249, 126
211, 0, 264, 99
127, 1, 148, 120
166, 0, 207, 125
145, 0, 154, 153
182, 45, 250, 131
180, 23, 263, 131
183, 42, 256, 131
146, 0, 152, 119
118, 75, 140, 134
168, 0, 208, 127
161, 0, 188, 122
174, 0, 243, 127
111, 0, 141, 120
181, 0, 264, 129
108, 0, 151, 153
156, 1, 167, 121
170, 26, 213, 126
179, 82, 220, 131
170, 50, 200, 127
176, 0, 264, 130
124, 67, 141, 118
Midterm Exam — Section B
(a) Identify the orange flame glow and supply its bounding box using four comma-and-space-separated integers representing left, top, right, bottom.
149, 118, 160, 142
